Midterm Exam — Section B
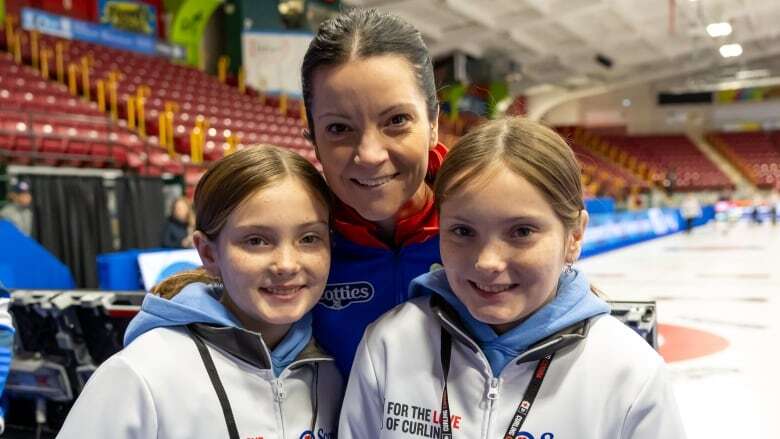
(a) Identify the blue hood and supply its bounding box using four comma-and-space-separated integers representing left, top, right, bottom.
124, 282, 313, 376
410, 268, 610, 377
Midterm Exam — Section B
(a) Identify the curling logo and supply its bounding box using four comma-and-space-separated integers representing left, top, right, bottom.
318, 282, 374, 310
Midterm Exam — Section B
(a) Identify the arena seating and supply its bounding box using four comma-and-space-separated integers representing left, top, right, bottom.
707, 131, 780, 189
0, 51, 186, 175
46, 36, 317, 164
600, 134, 732, 191
1, 27, 318, 188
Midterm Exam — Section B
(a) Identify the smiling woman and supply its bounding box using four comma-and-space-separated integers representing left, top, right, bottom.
300, 8, 448, 376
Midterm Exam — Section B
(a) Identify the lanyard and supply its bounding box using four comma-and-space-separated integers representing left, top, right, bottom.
439, 328, 554, 439
187, 325, 319, 439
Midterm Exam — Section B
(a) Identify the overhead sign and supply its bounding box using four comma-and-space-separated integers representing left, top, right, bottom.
21, 7, 184, 61
98, 0, 157, 36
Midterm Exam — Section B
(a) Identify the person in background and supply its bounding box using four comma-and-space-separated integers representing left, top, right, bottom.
769, 185, 779, 226
0, 179, 33, 237
750, 193, 764, 225
161, 196, 194, 248
340, 117, 686, 439
301, 8, 448, 376
680, 193, 702, 234
57, 146, 343, 439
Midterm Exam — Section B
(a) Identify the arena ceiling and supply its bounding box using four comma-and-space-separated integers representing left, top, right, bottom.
343, 0, 780, 95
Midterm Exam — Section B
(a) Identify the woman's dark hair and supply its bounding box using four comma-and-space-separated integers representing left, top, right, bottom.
301, 8, 438, 142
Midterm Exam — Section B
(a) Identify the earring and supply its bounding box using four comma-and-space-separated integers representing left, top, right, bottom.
563, 262, 574, 275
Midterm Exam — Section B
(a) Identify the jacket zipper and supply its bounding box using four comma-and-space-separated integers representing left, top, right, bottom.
273, 379, 286, 437
394, 249, 404, 305
484, 377, 500, 438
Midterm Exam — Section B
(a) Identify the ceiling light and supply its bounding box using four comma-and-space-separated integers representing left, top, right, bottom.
707, 22, 732, 38
719, 43, 743, 58
622, 98, 632, 107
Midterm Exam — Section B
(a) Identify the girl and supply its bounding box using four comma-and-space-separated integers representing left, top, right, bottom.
340, 118, 686, 438
301, 8, 448, 376
57, 146, 343, 439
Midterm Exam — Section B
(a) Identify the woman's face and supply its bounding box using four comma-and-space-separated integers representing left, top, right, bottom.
439, 166, 587, 334
196, 177, 331, 334
309, 55, 437, 224
172, 200, 190, 222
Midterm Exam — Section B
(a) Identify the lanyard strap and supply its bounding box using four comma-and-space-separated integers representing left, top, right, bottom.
439, 327, 554, 439
187, 325, 321, 438
188, 325, 241, 439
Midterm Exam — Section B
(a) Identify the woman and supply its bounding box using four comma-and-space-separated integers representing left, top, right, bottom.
301, 8, 447, 375
57, 147, 342, 439
340, 117, 686, 438
161, 196, 194, 248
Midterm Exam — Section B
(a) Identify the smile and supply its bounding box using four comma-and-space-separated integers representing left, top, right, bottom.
261, 285, 305, 296
350, 173, 399, 188
468, 280, 517, 294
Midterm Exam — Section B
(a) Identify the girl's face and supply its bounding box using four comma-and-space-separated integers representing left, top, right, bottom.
196, 178, 331, 336
439, 166, 587, 334
309, 55, 437, 224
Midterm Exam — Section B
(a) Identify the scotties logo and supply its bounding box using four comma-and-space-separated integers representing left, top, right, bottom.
318, 282, 374, 310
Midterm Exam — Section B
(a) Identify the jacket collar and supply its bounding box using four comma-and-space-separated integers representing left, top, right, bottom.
429, 294, 591, 365
189, 323, 333, 371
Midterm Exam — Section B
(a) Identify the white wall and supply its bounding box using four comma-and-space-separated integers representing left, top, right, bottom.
535, 83, 780, 134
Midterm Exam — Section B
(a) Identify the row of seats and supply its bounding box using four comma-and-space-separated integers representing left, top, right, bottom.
707, 131, 780, 189
601, 134, 732, 191
30, 34, 313, 157
0, 52, 189, 176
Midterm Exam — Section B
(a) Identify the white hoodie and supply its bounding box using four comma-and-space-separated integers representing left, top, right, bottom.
57, 284, 343, 439
340, 294, 686, 439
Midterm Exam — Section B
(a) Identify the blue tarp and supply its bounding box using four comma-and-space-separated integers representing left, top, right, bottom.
0, 220, 75, 289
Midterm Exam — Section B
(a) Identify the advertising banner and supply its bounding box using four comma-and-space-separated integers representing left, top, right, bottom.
98, 0, 157, 36
21, 7, 184, 61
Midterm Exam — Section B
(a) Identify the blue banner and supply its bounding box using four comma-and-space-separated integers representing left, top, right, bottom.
21, 7, 184, 61
582, 206, 715, 258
